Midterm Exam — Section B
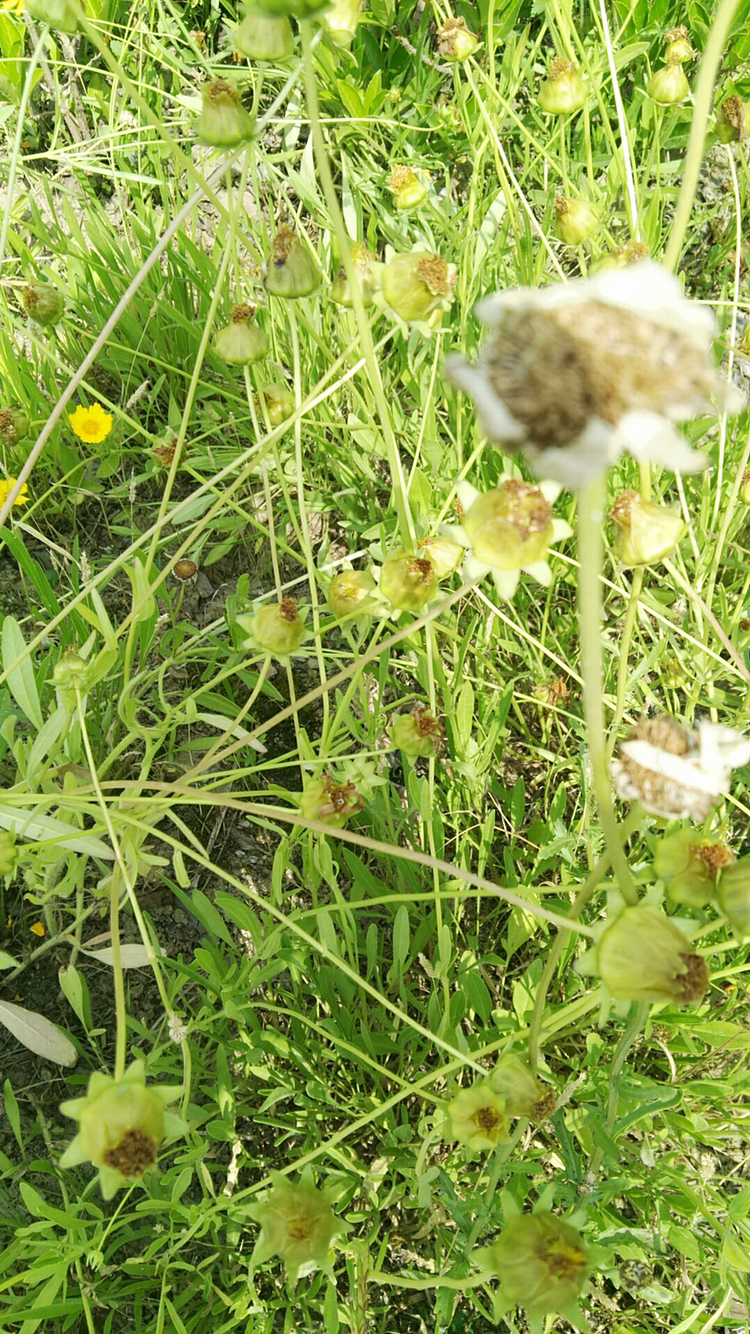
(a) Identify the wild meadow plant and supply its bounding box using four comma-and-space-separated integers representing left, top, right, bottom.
0, 0, 749, 1330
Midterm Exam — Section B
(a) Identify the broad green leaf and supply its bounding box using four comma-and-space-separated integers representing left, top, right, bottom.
0, 1000, 77, 1066
1, 616, 43, 729
0, 805, 114, 859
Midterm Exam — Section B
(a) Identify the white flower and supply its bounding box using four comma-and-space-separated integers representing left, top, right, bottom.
612, 715, 750, 820
441, 477, 572, 599
446, 262, 745, 489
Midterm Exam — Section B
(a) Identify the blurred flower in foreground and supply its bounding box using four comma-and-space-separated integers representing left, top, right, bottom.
611, 714, 750, 820
441, 477, 571, 599
609, 490, 685, 566
0, 477, 29, 508
265, 225, 320, 299
416, 534, 463, 577
1, 0, 24, 16
537, 57, 585, 114
478, 1212, 589, 1315
59, 1060, 184, 1199
447, 1080, 508, 1150
27, 0, 78, 30
69, 403, 114, 444
594, 240, 650, 271
577, 900, 708, 1005
445, 262, 743, 489
247, 1170, 347, 1284
437, 16, 479, 62
655, 828, 734, 908
197, 79, 255, 146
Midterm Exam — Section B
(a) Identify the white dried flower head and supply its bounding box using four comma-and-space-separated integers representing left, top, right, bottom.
446, 262, 744, 489
611, 714, 750, 820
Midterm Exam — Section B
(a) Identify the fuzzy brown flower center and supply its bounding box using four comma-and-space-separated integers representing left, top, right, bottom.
676, 952, 709, 1003
388, 165, 416, 190
416, 256, 454, 298
208, 78, 234, 101
408, 557, 436, 584
531, 1090, 557, 1121
231, 303, 256, 323
173, 559, 197, 581
693, 841, 734, 877
271, 226, 297, 264
413, 706, 443, 740
610, 489, 638, 528
500, 479, 551, 538
104, 1128, 157, 1178
474, 1106, 500, 1133
486, 302, 717, 450
541, 1237, 587, 1280
548, 55, 575, 79
720, 95, 747, 140
287, 1215, 311, 1242
279, 597, 299, 622
0, 411, 17, 440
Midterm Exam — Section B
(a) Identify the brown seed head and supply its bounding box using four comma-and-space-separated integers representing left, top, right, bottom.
173, 559, 197, 581
413, 706, 444, 742
719, 95, 747, 141
103, 1128, 157, 1178
502, 478, 551, 538
693, 840, 734, 877
677, 952, 709, 1003
409, 557, 436, 584
231, 302, 256, 322
475, 1105, 501, 1133
531, 1090, 557, 1120
610, 489, 639, 528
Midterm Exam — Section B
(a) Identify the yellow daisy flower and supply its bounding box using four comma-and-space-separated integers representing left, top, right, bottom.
0, 477, 29, 507
68, 403, 114, 444
1, 0, 25, 16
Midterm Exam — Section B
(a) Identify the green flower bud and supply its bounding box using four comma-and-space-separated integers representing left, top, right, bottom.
380, 252, 456, 326
22, 282, 64, 327
447, 1080, 509, 1150
265, 225, 320, 299
0, 406, 30, 445
238, 598, 307, 659
592, 240, 650, 272
319, 0, 361, 45
59, 1060, 184, 1200
462, 479, 554, 572
380, 550, 437, 612
537, 57, 585, 114
256, 382, 295, 426
717, 857, 750, 939
299, 772, 364, 827
479, 1212, 589, 1315
489, 1055, 556, 1120
716, 95, 748, 143
0, 830, 18, 877
27, 0, 79, 33
234, 7, 295, 61
648, 61, 690, 105
52, 649, 90, 691
436, 16, 479, 62
416, 535, 463, 578
386, 164, 430, 212
326, 567, 377, 619
246, 1169, 346, 1284
554, 195, 599, 246
197, 79, 255, 147
330, 242, 380, 308
391, 706, 444, 758
610, 490, 685, 567
215, 304, 269, 365
583, 904, 708, 1004
740, 467, 750, 505
655, 829, 734, 908
663, 26, 694, 63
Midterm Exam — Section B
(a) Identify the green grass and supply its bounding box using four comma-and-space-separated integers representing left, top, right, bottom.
1, 0, 750, 1330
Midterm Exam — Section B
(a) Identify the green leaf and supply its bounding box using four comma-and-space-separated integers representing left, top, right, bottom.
0, 805, 114, 859
1, 616, 43, 729
0, 1001, 77, 1066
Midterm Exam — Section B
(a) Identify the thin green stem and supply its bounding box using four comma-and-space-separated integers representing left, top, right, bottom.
663, 0, 743, 272
578, 478, 637, 904
0, 25, 47, 271
587, 1001, 649, 1179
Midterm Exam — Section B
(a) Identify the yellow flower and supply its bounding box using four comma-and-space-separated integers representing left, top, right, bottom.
0, 477, 29, 507
1, 0, 24, 16
68, 403, 113, 444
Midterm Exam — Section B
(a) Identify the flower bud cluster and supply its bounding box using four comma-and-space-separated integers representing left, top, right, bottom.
447, 1055, 555, 1151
